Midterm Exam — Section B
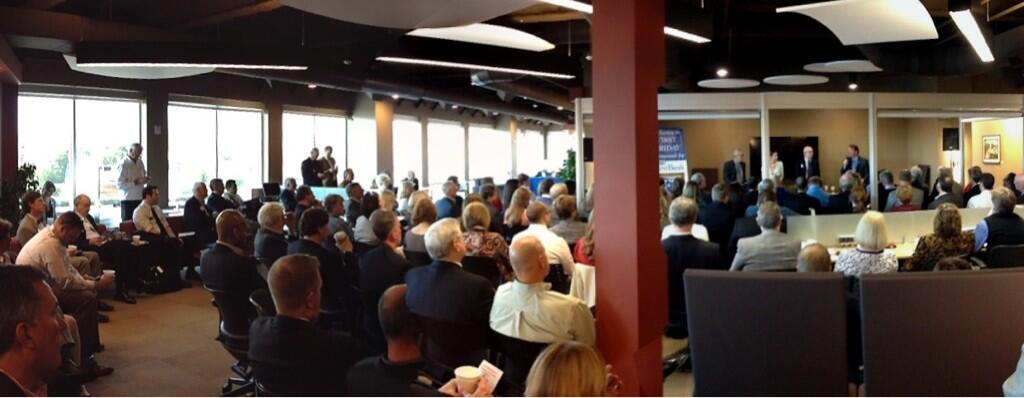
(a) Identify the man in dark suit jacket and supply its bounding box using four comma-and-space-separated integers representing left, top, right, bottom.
249, 254, 362, 396
254, 202, 289, 268
287, 208, 353, 312
359, 210, 412, 354
200, 210, 267, 332
928, 176, 965, 209
405, 219, 494, 366
72, 195, 141, 304
663, 197, 720, 339
300, 148, 325, 187
840, 144, 870, 184
963, 166, 983, 205
797, 146, 820, 180
825, 172, 857, 214
184, 182, 216, 246
698, 184, 736, 259
206, 178, 237, 215
347, 284, 441, 397
293, 186, 317, 228
345, 183, 364, 227
280, 178, 298, 212
722, 149, 747, 186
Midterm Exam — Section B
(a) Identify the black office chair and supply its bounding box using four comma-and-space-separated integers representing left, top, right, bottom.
462, 256, 502, 288
249, 289, 276, 317
416, 315, 491, 370
405, 251, 433, 267
494, 334, 548, 391
544, 264, 570, 294
984, 244, 1024, 268
205, 285, 256, 396
354, 241, 378, 257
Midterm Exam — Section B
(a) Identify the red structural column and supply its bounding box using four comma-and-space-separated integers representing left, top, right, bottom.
0, 83, 18, 182
592, 0, 667, 396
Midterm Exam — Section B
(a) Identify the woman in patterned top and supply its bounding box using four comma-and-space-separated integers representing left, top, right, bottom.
904, 203, 975, 271
462, 202, 512, 281
835, 211, 897, 276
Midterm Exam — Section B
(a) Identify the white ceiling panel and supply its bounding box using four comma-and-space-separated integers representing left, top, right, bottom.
282, 0, 536, 29
777, 0, 938, 45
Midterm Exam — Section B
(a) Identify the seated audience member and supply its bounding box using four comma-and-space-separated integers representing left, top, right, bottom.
340, 168, 356, 188
928, 167, 963, 204
0, 219, 16, 263
200, 210, 266, 312
835, 211, 897, 277
1005, 173, 1021, 199
206, 178, 236, 214
353, 193, 382, 245
479, 183, 504, 233
512, 203, 577, 279
974, 187, 1024, 255
891, 185, 921, 212
345, 183, 365, 227
525, 342, 621, 397
536, 179, 556, 206
1014, 174, 1024, 202
797, 243, 832, 272
574, 212, 596, 266
255, 202, 288, 267
223, 179, 244, 208
517, 173, 531, 190
379, 190, 397, 214
405, 219, 495, 364
248, 254, 362, 395
963, 166, 983, 205
463, 203, 512, 281
292, 186, 317, 227
17, 191, 46, 247
745, 189, 798, 218
280, 178, 298, 212
16, 213, 113, 376
877, 171, 896, 212
288, 208, 352, 312
730, 202, 800, 272
663, 198, 719, 338
927, 176, 964, 209
550, 196, 588, 244
184, 182, 216, 247
132, 185, 187, 287
434, 181, 464, 220
375, 173, 395, 193
699, 183, 737, 254
784, 177, 822, 215
849, 187, 868, 213
661, 197, 711, 242
886, 170, 925, 211
405, 198, 436, 254
347, 285, 440, 396
504, 187, 532, 234
358, 210, 412, 354
550, 182, 569, 200
73, 195, 140, 304
806, 177, 830, 208
0, 266, 68, 396
743, 179, 776, 217
826, 173, 858, 214
933, 257, 972, 271
324, 194, 354, 246
492, 236, 594, 346
690, 173, 710, 205
967, 172, 995, 209
909, 166, 928, 192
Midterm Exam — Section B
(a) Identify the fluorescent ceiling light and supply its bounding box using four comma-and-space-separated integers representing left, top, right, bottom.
74, 62, 308, 70
376, 56, 575, 79
664, 26, 711, 43
949, 10, 995, 62
537, 0, 710, 44
408, 23, 555, 52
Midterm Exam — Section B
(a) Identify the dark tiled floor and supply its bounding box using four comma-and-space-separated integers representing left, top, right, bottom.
88, 286, 233, 397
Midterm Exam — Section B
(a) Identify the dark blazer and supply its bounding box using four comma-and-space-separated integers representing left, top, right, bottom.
723, 160, 747, 185
0, 372, 27, 397
783, 192, 821, 215
434, 196, 464, 219
206, 193, 236, 214
963, 184, 982, 206
255, 228, 289, 266
698, 202, 735, 258
358, 245, 412, 353
826, 191, 853, 214
280, 189, 297, 212
184, 196, 216, 244
927, 193, 964, 209
288, 239, 352, 310
301, 158, 323, 187
663, 235, 720, 339
727, 217, 760, 265
877, 186, 895, 213
346, 357, 441, 397
75, 213, 103, 249
797, 157, 820, 180
405, 260, 494, 325
249, 315, 362, 396
346, 199, 362, 227
841, 156, 870, 182
200, 243, 266, 331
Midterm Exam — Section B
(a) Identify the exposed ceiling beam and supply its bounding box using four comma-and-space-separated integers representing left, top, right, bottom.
0, 6, 194, 42
509, 10, 586, 23
0, 36, 23, 84
22, 0, 67, 10
175, 0, 283, 30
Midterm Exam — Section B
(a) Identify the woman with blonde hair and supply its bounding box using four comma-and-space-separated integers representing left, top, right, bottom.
462, 202, 511, 280
904, 203, 974, 271
834, 211, 897, 276
504, 186, 532, 230
397, 180, 415, 215
525, 342, 621, 397
404, 197, 436, 253
379, 189, 397, 213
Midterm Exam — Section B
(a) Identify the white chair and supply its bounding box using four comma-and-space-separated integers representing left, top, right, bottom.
569, 263, 596, 307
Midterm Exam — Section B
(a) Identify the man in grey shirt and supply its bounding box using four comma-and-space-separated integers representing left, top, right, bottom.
730, 202, 801, 272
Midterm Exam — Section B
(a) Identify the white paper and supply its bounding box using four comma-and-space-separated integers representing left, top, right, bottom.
478, 360, 503, 391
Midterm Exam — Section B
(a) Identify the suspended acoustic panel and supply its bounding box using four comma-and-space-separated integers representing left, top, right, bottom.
763, 74, 830, 86
282, 0, 536, 29
697, 78, 761, 89
777, 0, 938, 45
407, 23, 555, 52
64, 54, 214, 79
804, 60, 883, 73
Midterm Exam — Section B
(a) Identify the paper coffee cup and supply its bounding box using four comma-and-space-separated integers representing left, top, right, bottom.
454, 366, 481, 394
132, 235, 141, 243
103, 269, 116, 277
67, 245, 77, 252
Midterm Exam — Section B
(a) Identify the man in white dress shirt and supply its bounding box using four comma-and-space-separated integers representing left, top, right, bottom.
511, 203, 576, 293
117, 143, 148, 221
967, 173, 995, 209
132, 185, 186, 288
490, 236, 595, 346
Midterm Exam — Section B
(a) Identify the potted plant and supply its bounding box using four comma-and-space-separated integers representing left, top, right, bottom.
1, 163, 40, 224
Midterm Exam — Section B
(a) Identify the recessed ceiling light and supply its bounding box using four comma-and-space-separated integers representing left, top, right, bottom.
950, 10, 994, 62
532, 104, 539, 108
376, 56, 575, 79
537, 0, 710, 44
307, 84, 317, 89
848, 83, 859, 90
74, 62, 308, 70
557, 106, 564, 111
343, 59, 353, 65
492, 112, 499, 116
407, 23, 555, 52
451, 105, 459, 109
585, 54, 592, 61
391, 94, 399, 100
716, 68, 729, 78
664, 26, 711, 44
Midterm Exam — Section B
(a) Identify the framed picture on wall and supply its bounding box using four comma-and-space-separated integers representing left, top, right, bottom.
983, 135, 1001, 164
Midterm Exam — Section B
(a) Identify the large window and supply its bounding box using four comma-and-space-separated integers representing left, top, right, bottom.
516, 130, 546, 177
393, 117, 423, 185
168, 102, 264, 206
348, 117, 378, 187
18, 94, 144, 223
468, 125, 511, 181
282, 112, 346, 184
427, 120, 466, 187
546, 129, 575, 173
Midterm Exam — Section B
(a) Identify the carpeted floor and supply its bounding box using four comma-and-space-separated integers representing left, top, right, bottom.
86, 286, 234, 397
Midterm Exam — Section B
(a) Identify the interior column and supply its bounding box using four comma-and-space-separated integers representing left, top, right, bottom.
375, 98, 395, 177
144, 90, 169, 207
592, 0, 667, 395
265, 101, 283, 183
0, 83, 17, 182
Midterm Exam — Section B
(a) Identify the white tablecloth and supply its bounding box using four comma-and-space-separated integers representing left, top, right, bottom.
569, 263, 596, 307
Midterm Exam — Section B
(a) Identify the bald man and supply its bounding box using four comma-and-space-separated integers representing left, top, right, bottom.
199, 210, 266, 312
797, 243, 832, 272
489, 236, 595, 346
